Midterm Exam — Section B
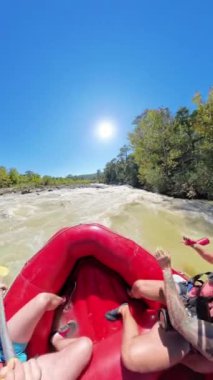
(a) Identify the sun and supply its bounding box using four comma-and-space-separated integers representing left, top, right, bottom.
95, 120, 116, 140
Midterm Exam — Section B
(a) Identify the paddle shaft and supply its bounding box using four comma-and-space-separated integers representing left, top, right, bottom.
0, 288, 15, 363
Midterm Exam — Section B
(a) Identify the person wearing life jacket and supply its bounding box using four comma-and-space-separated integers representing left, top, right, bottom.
129, 237, 213, 326
173, 269, 213, 321
155, 248, 213, 365
158, 271, 213, 331
105, 237, 213, 374
182, 236, 213, 321
0, 287, 93, 380
128, 236, 213, 322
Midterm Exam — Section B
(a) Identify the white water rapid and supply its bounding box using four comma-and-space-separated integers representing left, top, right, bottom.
0, 185, 212, 285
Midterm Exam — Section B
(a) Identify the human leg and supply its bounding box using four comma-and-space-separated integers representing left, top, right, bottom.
7, 293, 65, 344
36, 337, 93, 380
182, 352, 213, 373
119, 304, 190, 373
51, 332, 80, 351
129, 280, 166, 303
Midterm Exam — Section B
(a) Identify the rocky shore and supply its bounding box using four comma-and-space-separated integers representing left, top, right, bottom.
0, 183, 107, 196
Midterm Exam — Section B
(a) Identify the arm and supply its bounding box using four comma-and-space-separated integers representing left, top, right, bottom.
183, 236, 213, 264
155, 249, 213, 361
191, 245, 213, 264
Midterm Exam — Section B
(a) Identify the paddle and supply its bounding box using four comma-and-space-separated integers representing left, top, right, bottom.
0, 266, 15, 364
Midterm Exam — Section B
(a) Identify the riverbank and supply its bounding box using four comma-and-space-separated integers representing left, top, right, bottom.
0, 183, 107, 196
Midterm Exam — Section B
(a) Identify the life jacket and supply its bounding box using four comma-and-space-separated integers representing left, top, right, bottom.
158, 272, 213, 331
182, 272, 213, 322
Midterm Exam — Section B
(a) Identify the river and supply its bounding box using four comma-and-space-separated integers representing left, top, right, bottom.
0, 185, 212, 286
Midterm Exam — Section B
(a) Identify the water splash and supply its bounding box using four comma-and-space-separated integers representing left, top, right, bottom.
0, 186, 212, 285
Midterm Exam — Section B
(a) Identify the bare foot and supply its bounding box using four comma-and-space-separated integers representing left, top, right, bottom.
51, 320, 78, 345
58, 320, 78, 337
118, 303, 129, 316
51, 332, 64, 346
39, 293, 66, 311
105, 303, 129, 321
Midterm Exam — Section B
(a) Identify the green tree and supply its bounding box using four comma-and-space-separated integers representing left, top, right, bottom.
42, 175, 52, 186
192, 88, 213, 198
25, 171, 41, 185
170, 107, 200, 197
129, 89, 213, 199
96, 170, 103, 182
9, 168, 20, 185
103, 145, 139, 186
0, 166, 10, 188
103, 159, 118, 184
129, 108, 175, 193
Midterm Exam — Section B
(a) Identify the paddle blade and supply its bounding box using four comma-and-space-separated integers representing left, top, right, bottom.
0, 266, 9, 278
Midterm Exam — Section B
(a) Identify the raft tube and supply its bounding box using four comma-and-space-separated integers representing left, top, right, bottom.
4, 224, 212, 380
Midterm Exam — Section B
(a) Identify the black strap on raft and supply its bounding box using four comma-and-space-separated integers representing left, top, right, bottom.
188, 271, 213, 286
158, 308, 172, 331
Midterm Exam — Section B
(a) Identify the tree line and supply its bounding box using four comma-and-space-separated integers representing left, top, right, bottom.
1, 88, 212, 199
102, 88, 213, 200
0, 168, 95, 189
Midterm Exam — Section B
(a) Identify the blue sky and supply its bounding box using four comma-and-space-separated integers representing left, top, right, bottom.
0, 0, 212, 176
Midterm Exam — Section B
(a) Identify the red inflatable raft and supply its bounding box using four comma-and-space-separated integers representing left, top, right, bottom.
4, 224, 212, 379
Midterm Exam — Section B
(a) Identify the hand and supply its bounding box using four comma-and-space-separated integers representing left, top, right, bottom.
155, 249, 171, 269
182, 236, 196, 246
0, 359, 41, 380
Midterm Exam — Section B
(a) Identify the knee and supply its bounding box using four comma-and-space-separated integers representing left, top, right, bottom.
132, 280, 144, 290
121, 343, 139, 373
121, 343, 147, 374
34, 292, 63, 310
34, 292, 51, 306
78, 337, 93, 363
130, 280, 145, 299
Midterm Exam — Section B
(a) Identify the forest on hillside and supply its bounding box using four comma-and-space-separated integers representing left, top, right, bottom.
1, 88, 212, 199
103, 89, 213, 200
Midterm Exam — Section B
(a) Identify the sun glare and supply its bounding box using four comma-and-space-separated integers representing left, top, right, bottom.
95, 120, 116, 140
